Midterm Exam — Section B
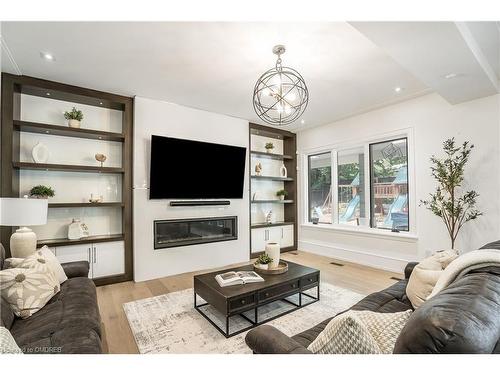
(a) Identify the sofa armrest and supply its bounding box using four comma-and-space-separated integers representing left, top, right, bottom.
245, 325, 312, 354
62, 261, 90, 279
404, 262, 419, 279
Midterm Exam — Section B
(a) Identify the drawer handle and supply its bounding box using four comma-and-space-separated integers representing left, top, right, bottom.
292, 284, 296, 288
265, 292, 269, 297
241, 299, 246, 305
308, 278, 313, 282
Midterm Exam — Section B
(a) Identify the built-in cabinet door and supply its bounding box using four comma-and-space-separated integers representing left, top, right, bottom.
280, 225, 294, 248
54, 244, 92, 278
251, 225, 294, 253
251, 228, 267, 254
91, 241, 125, 279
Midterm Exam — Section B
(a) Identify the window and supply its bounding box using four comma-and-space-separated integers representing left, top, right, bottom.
308, 152, 332, 223
337, 148, 367, 226
306, 136, 410, 232
370, 138, 409, 231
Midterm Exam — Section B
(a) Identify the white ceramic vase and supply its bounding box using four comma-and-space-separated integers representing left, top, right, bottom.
280, 163, 288, 178
265, 242, 280, 269
68, 119, 81, 128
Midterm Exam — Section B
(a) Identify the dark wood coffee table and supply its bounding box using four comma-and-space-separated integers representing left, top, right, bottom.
194, 261, 320, 338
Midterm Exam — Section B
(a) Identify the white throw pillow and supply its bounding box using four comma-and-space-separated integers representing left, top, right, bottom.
0, 327, 23, 354
307, 309, 412, 354
406, 250, 458, 308
0, 266, 60, 318
5, 246, 67, 284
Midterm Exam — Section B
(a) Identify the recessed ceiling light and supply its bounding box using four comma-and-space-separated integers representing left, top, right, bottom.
40, 52, 55, 61
394, 87, 404, 93
46, 92, 51, 96
444, 73, 458, 79
301, 119, 305, 124
99, 102, 103, 105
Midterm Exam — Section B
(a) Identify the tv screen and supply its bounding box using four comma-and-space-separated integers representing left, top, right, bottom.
149, 135, 247, 199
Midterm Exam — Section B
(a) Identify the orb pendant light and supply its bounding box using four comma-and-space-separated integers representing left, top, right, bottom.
253, 45, 309, 126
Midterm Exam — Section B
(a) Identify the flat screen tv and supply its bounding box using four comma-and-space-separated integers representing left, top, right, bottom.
149, 135, 247, 199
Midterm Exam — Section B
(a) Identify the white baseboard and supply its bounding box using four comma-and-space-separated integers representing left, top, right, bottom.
298, 240, 415, 273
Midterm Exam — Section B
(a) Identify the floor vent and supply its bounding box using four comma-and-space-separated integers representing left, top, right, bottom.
390, 277, 403, 281
330, 261, 344, 267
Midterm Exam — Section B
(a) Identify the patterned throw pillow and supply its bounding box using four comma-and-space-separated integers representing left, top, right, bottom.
5, 246, 67, 284
0, 266, 60, 319
308, 309, 412, 354
0, 327, 23, 354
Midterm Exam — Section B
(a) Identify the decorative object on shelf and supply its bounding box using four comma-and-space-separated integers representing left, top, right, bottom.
255, 162, 263, 176
265, 142, 274, 153
265, 209, 275, 224
254, 253, 273, 270
95, 153, 107, 167
312, 217, 319, 225
265, 242, 281, 268
89, 194, 104, 203
67, 219, 89, 240
29, 185, 55, 199
253, 44, 309, 126
64, 107, 84, 128
254, 260, 289, 275
31, 142, 50, 163
252, 191, 260, 201
280, 163, 288, 178
276, 189, 288, 201
0, 196, 48, 258
420, 138, 482, 250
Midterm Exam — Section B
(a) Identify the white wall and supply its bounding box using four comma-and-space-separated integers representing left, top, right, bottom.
297, 93, 500, 272
133, 97, 250, 282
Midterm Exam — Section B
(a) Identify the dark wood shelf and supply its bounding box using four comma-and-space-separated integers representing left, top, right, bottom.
250, 150, 293, 160
251, 221, 295, 229
251, 175, 294, 182
48, 202, 124, 208
13, 120, 124, 142
251, 200, 294, 204
13, 162, 124, 174
37, 234, 124, 247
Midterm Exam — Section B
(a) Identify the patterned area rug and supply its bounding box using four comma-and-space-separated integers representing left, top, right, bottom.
123, 282, 365, 354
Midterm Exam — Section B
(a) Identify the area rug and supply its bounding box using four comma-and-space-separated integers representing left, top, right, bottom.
123, 282, 365, 354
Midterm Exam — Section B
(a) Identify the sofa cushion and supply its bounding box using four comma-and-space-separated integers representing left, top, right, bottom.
394, 266, 500, 353
292, 279, 412, 348
9, 276, 101, 350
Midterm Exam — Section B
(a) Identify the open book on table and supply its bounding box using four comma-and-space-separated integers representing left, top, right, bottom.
215, 271, 264, 287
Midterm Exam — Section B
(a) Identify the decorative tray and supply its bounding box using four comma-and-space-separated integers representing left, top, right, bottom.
254, 260, 288, 275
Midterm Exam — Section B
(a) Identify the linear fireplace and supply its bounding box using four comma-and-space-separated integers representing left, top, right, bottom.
154, 216, 238, 249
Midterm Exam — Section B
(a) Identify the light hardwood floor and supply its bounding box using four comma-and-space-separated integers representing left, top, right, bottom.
96, 250, 404, 354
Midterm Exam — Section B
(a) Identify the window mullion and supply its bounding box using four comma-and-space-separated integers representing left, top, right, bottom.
332, 150, 339, 225
364, 143, 371, 228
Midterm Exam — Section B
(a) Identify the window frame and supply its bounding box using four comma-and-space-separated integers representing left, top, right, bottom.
307, 151, 333, 223
301, 130, 416, 238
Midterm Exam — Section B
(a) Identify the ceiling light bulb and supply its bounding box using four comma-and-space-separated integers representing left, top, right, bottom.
286, 92, 297, 102
40, 52, 55, 61
284, 105, 291, 115
301, 119, 305, 124
394, 87, 403, 93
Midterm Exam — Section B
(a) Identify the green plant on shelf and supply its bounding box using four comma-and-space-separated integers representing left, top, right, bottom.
265, 142, 274, 150
256, 253, 273, 265
64, 107, 84, 121
276, 189, 288, 198
30, 185, 55, 198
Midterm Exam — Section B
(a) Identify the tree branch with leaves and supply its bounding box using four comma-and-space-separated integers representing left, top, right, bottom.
420, 138, 482, 249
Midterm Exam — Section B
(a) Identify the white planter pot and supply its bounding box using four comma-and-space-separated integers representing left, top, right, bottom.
265, 242, 280, 269
68, 119, 81, 128
257, 263, 269, 270
278, 195, 285, 201
266, 149, 273, 154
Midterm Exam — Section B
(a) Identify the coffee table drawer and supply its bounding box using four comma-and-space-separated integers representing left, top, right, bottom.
301, 274, 319, 288
259, 281, 299, 302
229, 294, 255, 311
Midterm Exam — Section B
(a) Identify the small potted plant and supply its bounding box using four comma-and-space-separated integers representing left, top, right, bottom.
64, 107, 84, 128
29, 185, 55, 199
276, 189, 288, 201
265, 142, 274, 154
255, 253, 273, 270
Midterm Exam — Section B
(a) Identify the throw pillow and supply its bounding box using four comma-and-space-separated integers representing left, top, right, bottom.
307, 309, 412, 354
0, 267, 60, 319
406, 250, 458, 308
0, 326, 23, 354
5, 246, 67, 284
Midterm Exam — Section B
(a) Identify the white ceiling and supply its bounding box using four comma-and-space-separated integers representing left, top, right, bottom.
1, 22, 497, 131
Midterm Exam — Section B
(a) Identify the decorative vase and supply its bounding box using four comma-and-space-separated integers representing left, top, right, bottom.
280, 163, 288, 178
265, 242, 280, 269
68, 219, 83, 239
31, 142, 49, 163
68, 119, 81, 128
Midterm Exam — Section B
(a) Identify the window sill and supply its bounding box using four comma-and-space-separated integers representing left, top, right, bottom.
300, 223, 418, 242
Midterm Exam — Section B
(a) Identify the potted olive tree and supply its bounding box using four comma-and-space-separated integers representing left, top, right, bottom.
420, 138, 482, 250
30, 185, 55, 199
64, 107, 84, 128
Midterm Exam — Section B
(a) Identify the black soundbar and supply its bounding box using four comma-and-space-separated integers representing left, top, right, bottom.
169, 200, 231, 207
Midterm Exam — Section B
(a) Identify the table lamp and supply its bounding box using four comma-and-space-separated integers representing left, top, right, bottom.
0, 196, 48, 258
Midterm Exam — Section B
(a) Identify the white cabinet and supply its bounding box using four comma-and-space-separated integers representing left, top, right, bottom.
54, 240, 124, 279
251, 225, 294, 253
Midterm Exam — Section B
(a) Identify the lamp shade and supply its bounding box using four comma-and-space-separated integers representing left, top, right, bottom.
0, 197, 48, 226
